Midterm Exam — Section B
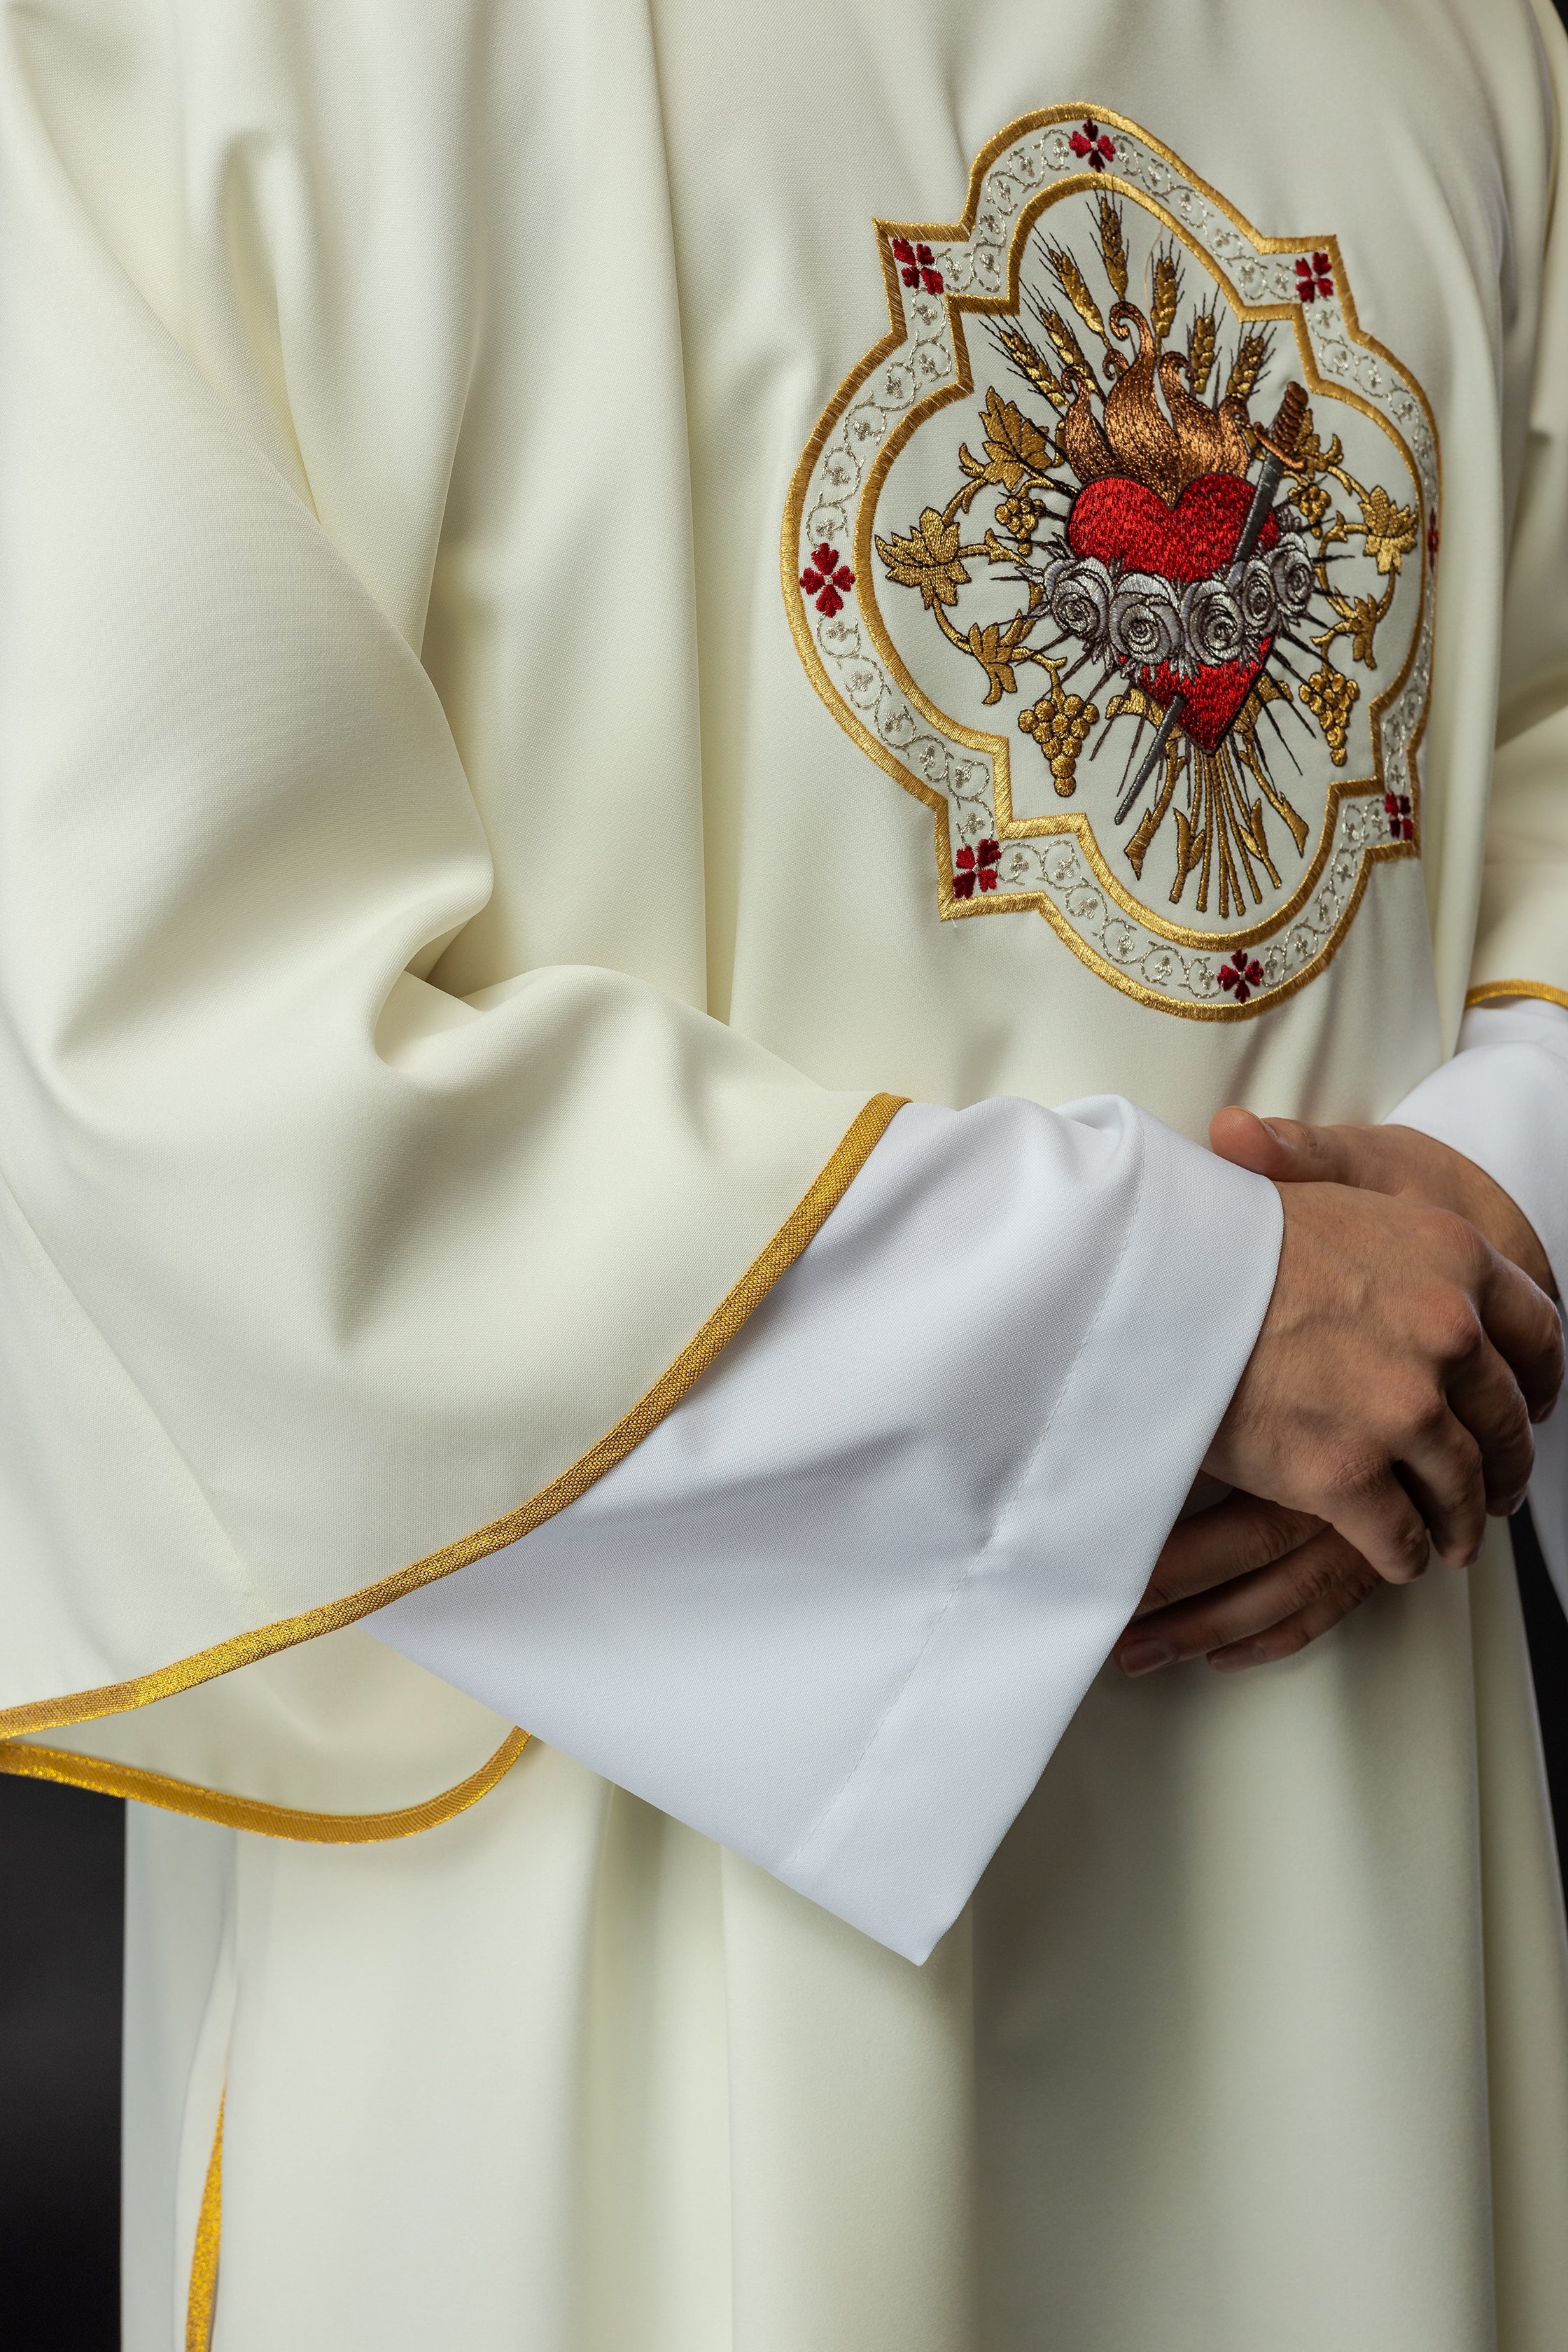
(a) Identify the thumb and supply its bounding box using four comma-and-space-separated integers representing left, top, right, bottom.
1208, 1105, 1351, 1184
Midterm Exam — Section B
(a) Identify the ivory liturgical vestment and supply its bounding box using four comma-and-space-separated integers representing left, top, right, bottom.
2, 0, 1568, 2346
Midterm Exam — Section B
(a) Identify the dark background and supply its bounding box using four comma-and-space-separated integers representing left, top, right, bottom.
1, 1518, 1564, 2351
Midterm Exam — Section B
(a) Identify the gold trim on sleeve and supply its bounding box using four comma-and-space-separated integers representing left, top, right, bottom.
186, 2093, 224, 2352
0, 1093, 907, 1743
0, 1727, 530, 1842
1465, 980, 1568, 1011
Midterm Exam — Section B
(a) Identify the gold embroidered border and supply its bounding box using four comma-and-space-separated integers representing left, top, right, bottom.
186, 2094, 224, 2352
782, 104, 1443, 1021
0, 1093, 906, 1744
0, 1726, 531, 1841
847, 192, 1427, 943
1466, 979, 1568, 1011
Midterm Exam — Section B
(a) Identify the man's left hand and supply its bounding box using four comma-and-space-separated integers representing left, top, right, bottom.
1115, 1108, 1562, 1681
1208, 1108, 1559, 1301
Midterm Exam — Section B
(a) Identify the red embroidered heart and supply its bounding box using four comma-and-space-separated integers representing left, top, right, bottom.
1068, 472, 1279, 750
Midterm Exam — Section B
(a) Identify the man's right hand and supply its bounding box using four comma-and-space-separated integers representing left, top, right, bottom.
1204, 1180, 1564, 1583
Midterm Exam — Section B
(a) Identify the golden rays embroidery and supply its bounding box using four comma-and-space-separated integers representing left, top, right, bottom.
784, 107, 1438, 1018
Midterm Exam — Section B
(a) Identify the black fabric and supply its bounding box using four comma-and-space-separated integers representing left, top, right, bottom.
0, 1775, 122, 2352
1513, 1504, 1568, 1888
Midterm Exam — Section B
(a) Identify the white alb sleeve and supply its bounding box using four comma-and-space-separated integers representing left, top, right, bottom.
1386, 998, 1568, 1613
371, 1096, 1281, 1962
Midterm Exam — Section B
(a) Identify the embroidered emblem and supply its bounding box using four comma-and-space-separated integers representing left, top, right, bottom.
799, 541, 856, 617
1070, 118, 1117, 173
783, 108, 1438, 1018
1295, 251, 1334, 304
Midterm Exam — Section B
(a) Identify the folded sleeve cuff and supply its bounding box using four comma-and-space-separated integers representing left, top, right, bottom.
1388, 1003, 1568, 1297
374, 1099, 1283, 1963
780, 1110, 1283, 1959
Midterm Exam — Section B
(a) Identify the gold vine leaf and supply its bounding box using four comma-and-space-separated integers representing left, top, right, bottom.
958, 386, 1056, 494
876, 508, 971, 609
1345, 592, 1385, 667
967, 621, 1020, 704
1357, 484, 1419, 575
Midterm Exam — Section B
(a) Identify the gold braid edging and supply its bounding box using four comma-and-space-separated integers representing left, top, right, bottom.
1465, 979, 1568, 1011
186, 2094, 224, 2352
0, 1093, 907, 1744
0, 1727, 531, 1842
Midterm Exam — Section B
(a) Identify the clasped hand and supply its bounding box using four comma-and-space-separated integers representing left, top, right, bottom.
1114, 1112, 1564, 1679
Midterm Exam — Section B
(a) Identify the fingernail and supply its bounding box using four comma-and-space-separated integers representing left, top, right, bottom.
1260, 1121, 1283, 1142
1209, 1642, 1266, 1672
1117, 1638, 1174, 1676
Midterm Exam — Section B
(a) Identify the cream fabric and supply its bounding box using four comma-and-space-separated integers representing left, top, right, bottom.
371, 1096, 1281, 1959
126, 1519, 1568, 2352
17, 0, 1560, 2336
368, 1006, 1566, 1963
1394, 1000, 1568, 1317
0, 0, 883, 1735
10, 1628, 522, 1816
12, 0, 1568, 1792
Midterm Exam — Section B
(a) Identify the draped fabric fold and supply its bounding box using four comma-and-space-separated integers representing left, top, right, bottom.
1469, 23, 1568, 1006
0, 5, 890, 1746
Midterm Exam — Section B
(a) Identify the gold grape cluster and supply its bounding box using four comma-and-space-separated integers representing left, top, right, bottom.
1019, 678, 1099, 795
1299, 666, 1359, 766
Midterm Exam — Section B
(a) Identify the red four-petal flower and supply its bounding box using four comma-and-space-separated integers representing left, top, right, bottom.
890, 237, 944, 294
799, 541, 855, 617
953, 838, 1002, 899
1384, 790, 1415, 843
1219, 951, 1265, 1004
1069, 118, 1116, 172
1295, 251, 1334, 303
